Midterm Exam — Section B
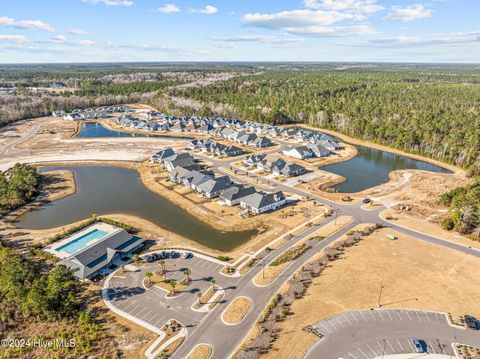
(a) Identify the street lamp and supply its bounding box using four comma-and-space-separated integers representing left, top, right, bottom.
377, 284, 384, 308
381, 339, 387, 359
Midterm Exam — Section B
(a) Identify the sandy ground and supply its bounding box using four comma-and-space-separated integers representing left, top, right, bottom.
381, 207, 480, 251
263, 227, 480, 359
222, 297, 253, 325
187, 344, 213, 359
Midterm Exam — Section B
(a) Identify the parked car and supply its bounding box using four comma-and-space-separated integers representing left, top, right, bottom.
465, 315, 478, 330
146, 255, 155, 262
362, 198, 371, 204
171, 251, 180, 258
412, 338, 426, 353
182, 252, 193, 259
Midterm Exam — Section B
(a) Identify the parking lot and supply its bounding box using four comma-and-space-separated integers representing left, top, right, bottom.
105, 251, 237, 330
306, 309, 480, 359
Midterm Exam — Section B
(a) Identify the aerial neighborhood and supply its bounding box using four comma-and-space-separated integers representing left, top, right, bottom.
151, 147, 289, 214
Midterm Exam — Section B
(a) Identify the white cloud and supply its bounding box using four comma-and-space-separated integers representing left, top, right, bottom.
189, 5, 218, 15
359, 32, 480, 47
0, 34, 29, 44
210, 34, 304, 44
72, 39, 96, 46
303, 0, 383, 14
69, 28, 89, 35
0, 16, 54, 32
242, 9, 375, 37
217, 43, 239, 49
199, 5, 218, 14
384, 4, 432, 22
81, 0, 133, 6
36, 35, 99, 47
156, 4, 181, 13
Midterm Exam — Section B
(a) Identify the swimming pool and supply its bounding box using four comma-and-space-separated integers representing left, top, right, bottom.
56, 229, 108, 254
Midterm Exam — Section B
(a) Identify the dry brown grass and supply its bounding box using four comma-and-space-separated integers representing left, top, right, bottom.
253, 216, 352, 286
263, 227, 480, 359
222, 297, 253, 325
187, 344, 213, 359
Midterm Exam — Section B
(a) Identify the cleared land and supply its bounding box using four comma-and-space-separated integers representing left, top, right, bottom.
222, 297, 253, 325
263, 227, 480, 359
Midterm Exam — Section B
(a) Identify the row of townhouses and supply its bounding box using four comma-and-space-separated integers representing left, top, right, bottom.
243, 153, 307, 178
187, 138, 244, 157
150, 149, 288, 215
56, 106, 132, 121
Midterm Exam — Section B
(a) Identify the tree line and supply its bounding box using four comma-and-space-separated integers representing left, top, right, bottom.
172, 69, 480, 172
0, 163, 41, 216
441, 180, 480, 238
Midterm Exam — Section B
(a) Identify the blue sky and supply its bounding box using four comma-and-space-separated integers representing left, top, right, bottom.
0, 0, 478, 63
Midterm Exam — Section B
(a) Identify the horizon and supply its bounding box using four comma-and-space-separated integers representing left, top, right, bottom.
1, 0, 479, 63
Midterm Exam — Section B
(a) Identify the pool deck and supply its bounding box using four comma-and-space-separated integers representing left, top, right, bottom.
45, 222, 121, 259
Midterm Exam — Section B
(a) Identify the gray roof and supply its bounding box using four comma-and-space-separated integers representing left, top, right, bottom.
220, 185, 256, 202
164, 153, 196, 170
58, 229, 144, 279
286, 145, 312, 157
196, 175, 232, 194
241, 191, 286, 210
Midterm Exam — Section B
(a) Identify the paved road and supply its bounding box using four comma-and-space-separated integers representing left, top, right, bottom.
306, 309, 480, 359
5, 118, 480, 357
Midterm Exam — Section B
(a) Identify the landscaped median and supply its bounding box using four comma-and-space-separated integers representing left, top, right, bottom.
191, 283, 224, 312
144, 319, 186, 359
221, 296, 253, 325
253, 216, 353, 286
187, 344, 213, 359
236, 224, 383, 359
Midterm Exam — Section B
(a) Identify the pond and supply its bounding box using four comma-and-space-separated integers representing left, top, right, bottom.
16, 165, 256, 251
77, 122, 193, 139
321, 145, 453, 193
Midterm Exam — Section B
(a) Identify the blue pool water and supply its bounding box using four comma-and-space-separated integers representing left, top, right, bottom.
56, 229, 108, 254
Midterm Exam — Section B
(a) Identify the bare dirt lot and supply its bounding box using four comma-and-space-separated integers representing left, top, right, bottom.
263, 227, 480, 359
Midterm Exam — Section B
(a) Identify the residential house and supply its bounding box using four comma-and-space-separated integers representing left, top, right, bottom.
250, 136, 273, 148
243, 153, 267, 167
272, 162, 306, 177
164, 153, 196, 172
306, 143, 331, 157
240, 191, 287, 215
220, 185, 257, 206
64, 113, 83, 121
150, 148, 175, 163
282, 146, 314, 160
215, 145, 244, 157
196, 175, 233, 198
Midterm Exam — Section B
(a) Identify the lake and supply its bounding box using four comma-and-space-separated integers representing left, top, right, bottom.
16, 166, 256, 251
78, 122, 453, 194
78, 122, 193, 139
321, 145, 452, 193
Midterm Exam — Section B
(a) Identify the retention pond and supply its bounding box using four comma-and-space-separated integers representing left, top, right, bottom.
16, 165, 256, 251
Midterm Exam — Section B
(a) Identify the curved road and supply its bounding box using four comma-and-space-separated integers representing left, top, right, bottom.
3, 118, 480, 358
305, 309, 480, 358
